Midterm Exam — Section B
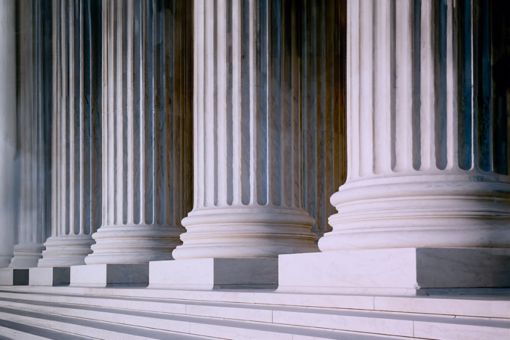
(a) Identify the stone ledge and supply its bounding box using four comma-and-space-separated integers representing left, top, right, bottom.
278, 248, 510, 295
0, 268, 29, 286
70, 264, 149, 287
149, 258, 278, 290
29, 267, 70, 286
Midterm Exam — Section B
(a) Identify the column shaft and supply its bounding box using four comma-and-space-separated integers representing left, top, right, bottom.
10, 0, 52, 268
85, 0, 193, 265
320, 0, 510, 251
38, 0, 102, 268
173, 0, 316, 260
0, 0, 17, 267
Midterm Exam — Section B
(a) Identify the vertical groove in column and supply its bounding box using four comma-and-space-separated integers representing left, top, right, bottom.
445, 0, 458, 170
86, 0, 192, 265
347, 0, 360, 180
457, 0, 473, 170
176, 0, 316, 260
10, 0, 52, 269
435, 0, 448, 170
39, 0, 102, 268
359, 0, 374, 177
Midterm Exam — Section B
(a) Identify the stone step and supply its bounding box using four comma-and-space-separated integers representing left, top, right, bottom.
2, 285, 509, 319
0, 290, 509, 339
0, 304, 206, 340
0, 293, 412, 340
0, 323, 56, 340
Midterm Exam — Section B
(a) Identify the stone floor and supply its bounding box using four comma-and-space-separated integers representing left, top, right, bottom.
0, 286, 508, 339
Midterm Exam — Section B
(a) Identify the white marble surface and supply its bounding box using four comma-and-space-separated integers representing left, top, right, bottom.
0, 268, 29, 286
0, 286, 508, 340
29, 267, 70, 286
2, 285, 510, 319
150, 258, 278, 290
70, 264, 149, 287
279, 248, 510, 295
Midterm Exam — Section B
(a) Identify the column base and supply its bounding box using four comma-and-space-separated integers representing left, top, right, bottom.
174, 207, 317, 259
149, 258, 278, 290
29, 267, 69, 286
38, 235, 93, 268
70, 264, 149, 287
8, 243, 43, 269
0, 268, 29, 286
322, 174, 510, 251
278, 248, 510, 296
84, 225, 179, 265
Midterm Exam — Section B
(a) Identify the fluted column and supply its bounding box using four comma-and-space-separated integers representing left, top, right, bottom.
173, 0, 317, 260
38, 0, 101, 268
0, 0, 17, 267
301, 0, 346, 238
320, 0, 510, 251
9, 0, 52, 269
85, 0, 193, 265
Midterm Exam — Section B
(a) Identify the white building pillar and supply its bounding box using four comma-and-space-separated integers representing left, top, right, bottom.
0, 0, 17, 268
8, 0, 52, 271
172, 0, 317, 260
279, 0, 510, 295
30, 0, 102, 286
151, 0, 316, 290
72, 0, 193, 287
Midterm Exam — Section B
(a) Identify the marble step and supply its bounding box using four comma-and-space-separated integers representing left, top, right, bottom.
0, 294, 412, 340
0, 290, 509, 339
2, 285, 509, 319
0, 304, 207, 340
0, 323, 58, 340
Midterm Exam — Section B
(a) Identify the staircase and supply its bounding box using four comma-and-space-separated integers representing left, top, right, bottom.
0, 286, 508, 339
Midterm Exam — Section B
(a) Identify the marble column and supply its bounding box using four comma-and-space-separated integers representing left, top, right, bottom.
279, 0, 510, 294
37, 0, 102, 269
320, 0, 510, 251
301, 0, 346, 238
9, 0, 52, 269
172, 0, 317, 260
83, 0, 193, 266
0, 0, 17, 268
